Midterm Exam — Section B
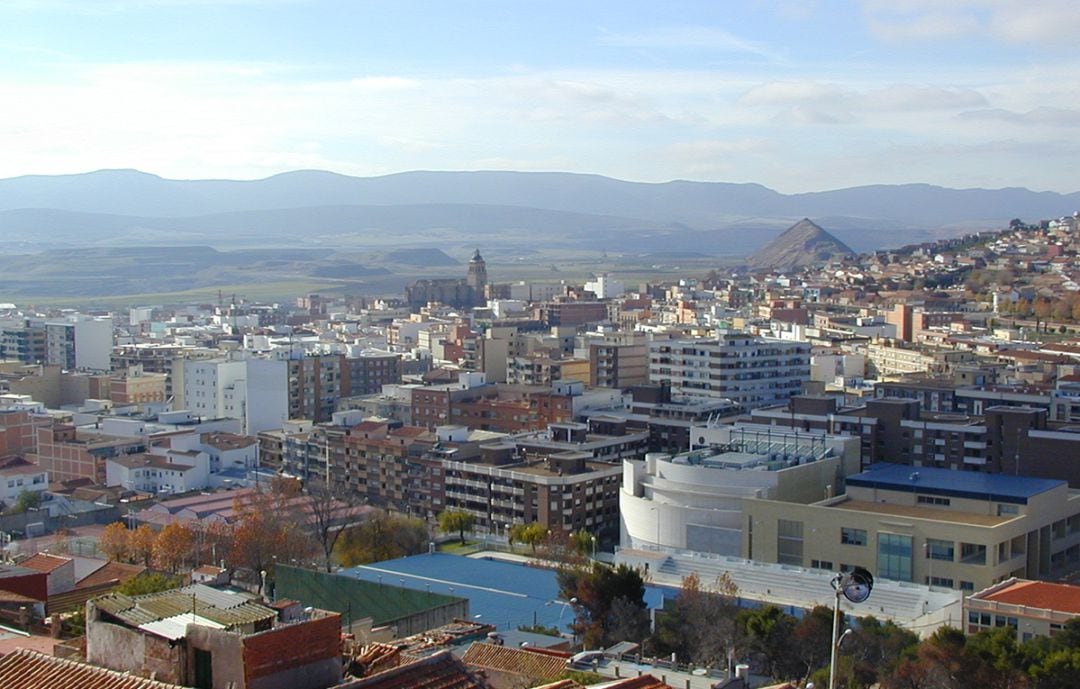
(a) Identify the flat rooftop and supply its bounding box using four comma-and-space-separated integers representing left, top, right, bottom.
847, 463, 1062, 505
831, 499, 1012, 527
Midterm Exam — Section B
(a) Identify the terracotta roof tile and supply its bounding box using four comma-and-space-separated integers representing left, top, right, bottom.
981, 580, 1080, 614
595, 676, 673, 689
592, 676, 672, 689
17, 553, 71, 574
461, 642, 567, 681
0, 648, 188, 689
335, 650, 487, 689
75, 561, 146, 590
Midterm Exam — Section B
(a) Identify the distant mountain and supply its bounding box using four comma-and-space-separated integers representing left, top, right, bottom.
0, 169, 1076, 255
747, 218, 854, 271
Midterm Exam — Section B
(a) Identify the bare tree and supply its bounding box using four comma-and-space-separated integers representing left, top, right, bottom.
302, 481, 369, 572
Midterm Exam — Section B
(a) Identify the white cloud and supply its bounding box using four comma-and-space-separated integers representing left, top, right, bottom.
860, 0, 1080, 45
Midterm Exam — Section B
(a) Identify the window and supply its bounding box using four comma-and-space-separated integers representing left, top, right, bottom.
926, 538, 954, 561
960, 581, 975, 591
878, 533, 914, 582
811, 559, 833, 570
960, 542, 987, 565
997, 504, 1019, 516
842, 527, 867, 546
777, 519, 804, 566
928, 576, 954, 587
917, 495, 950, 507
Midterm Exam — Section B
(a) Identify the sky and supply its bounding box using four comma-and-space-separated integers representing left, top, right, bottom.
0, 0, 1077, 193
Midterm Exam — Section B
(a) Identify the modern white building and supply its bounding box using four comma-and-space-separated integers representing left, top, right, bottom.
183, 357, 288, 434
649, 332, 810, 410
0, 458, 48, 508
584, 274, 626, 300
45, 317, 113, 372
620, 424, 859, 555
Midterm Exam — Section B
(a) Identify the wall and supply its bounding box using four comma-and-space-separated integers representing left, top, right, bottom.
242, 614, 342, 689
186, 624, 245, 689
86, 611, 184, 685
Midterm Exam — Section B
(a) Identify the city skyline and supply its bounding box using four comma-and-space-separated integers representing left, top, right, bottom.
1, 0, 1078, 193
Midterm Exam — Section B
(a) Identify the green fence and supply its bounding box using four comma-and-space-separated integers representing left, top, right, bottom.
275, 565, 461, 628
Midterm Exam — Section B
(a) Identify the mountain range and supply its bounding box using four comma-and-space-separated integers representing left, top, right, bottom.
0, 169, 1076, 255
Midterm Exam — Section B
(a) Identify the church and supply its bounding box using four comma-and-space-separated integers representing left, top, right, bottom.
404, 249, 488, 310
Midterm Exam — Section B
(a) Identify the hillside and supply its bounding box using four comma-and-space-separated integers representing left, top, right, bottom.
747, 218, 855, 271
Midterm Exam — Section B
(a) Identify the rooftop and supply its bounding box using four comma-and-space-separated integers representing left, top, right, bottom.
847, 462, 1063, 504
0, 649, 187, 689
976, 579, 1080, 615
831, 499, 1011, 527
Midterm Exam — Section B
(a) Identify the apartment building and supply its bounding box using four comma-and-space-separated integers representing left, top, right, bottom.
45, 317, 113, 372
588, 338, 648, 389
965, 578, 1080, 641
649, 332, 810, 410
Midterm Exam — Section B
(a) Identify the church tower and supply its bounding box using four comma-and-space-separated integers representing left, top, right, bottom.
466, 248, 487, 300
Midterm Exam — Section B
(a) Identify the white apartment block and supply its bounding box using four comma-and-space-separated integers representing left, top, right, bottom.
649, 332, 810, 410
45, 317, 113, 372
183, 358, 287, 435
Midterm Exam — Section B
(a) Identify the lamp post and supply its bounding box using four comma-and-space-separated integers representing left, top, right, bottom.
828, 568, 873, 689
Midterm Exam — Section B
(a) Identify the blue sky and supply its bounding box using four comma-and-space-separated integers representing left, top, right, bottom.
0, 0, 1077, 192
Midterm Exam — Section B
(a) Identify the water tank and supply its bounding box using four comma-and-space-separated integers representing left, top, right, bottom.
735, 664, 750, 679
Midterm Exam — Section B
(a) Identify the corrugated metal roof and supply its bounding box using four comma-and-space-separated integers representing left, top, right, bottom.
139, 612, 226, 641
93, 586, 276, 634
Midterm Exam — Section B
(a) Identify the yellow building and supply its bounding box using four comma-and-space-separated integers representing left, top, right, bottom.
743, 463, 1080, 593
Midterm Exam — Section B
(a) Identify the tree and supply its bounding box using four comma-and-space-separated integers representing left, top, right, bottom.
7, 490, 41, 514
116, 573, 185, 596
654, 571, 742, 669
335, 513, 428, 566
301, 481, 368, 572
152, 522, 195, 573
438, 510, 475, 545
738, 605, 798, 681
99, 521, 131, 562
558, 562, 647, 649
230, 484, 314, 581
128, 524, 156, 567
509, 522, 548, 552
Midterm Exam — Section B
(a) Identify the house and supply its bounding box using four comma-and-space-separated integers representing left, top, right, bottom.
965, 578, 1080, 641
86, 583, 342, 689
460, 641, 568, 689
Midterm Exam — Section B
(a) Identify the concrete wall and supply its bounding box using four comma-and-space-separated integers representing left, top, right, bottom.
86, 608, 184, 685
186, 624, 245, 689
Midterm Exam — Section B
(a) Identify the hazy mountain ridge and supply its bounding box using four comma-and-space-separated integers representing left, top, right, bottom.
0, 169, 1075, 230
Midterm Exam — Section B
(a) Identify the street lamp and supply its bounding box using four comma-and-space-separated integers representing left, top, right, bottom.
828, 568, 873, 689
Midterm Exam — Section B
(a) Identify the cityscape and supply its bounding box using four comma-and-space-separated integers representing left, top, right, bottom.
0, 2, 1078, 689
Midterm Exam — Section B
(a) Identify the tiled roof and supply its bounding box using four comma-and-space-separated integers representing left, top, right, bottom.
17, 553, 72, 574
593, 676, 673, 689
76, 561, 146, 589
532, 681, 582, 689
980, 580, 1080, 614
0, 648, 188, 689
461, 642, 567, 681
334, 650, 487, 689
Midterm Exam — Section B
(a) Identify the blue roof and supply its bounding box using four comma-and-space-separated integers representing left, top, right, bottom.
343, 552, 668, 633
847, 463, 1063, 505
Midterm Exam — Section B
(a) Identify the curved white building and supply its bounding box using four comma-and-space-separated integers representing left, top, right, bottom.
620, 424, 859, 555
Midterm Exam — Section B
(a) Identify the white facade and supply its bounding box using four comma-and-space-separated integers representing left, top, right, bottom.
620, 425, 858, 555
0, 464, 48, 506
45, 317, 113, 372
183, 358, 287, 434
648, 332, 810, 410
584, 274, 626, 300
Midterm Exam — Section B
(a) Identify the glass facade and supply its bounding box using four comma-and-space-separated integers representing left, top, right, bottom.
777, 519, 804, 566
878, 533, 913, 581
